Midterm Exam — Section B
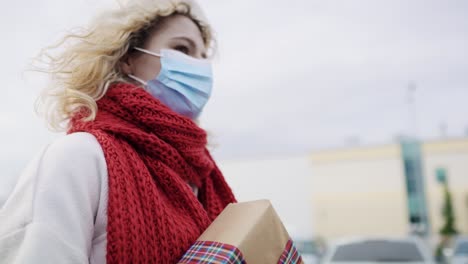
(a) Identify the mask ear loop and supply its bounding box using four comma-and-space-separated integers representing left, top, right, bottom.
127, 74, 148, 86
134, 47, 162, 58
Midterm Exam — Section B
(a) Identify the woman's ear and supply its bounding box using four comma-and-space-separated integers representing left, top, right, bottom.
119, 54, 133, 75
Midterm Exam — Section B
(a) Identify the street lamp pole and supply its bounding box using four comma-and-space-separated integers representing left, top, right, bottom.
407, 81, 418, 139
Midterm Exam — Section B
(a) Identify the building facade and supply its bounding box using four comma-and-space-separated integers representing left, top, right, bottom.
310, 138, 468, 240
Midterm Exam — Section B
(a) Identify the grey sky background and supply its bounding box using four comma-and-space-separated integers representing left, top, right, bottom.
202, 0, 468, 159
1, 0, 467, 170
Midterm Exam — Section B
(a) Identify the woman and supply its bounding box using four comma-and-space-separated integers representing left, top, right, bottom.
0, 0, 236, 263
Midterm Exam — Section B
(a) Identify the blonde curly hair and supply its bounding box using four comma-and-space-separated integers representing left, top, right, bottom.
35, 0, 214, 131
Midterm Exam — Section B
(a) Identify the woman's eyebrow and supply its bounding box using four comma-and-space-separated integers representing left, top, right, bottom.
171, 36, 196, 48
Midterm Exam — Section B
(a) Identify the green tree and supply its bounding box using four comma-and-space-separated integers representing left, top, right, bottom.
435, 183, 458, 262
439, 183, 458, 236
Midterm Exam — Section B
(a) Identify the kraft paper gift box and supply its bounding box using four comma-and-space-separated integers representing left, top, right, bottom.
178, 200, 303, 264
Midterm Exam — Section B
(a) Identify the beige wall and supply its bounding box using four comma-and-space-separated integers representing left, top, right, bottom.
422, 139, 468, 234
310, 139, 468, 240
310, 144, 409, 240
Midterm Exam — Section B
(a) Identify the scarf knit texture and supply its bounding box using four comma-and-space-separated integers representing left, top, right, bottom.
68, 82, 237, 263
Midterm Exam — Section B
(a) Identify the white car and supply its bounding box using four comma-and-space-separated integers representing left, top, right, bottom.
322, 237, 435, 264
452, 236, 468, 264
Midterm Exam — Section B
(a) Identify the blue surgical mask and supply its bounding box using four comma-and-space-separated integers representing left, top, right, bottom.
128, 48, 213, 119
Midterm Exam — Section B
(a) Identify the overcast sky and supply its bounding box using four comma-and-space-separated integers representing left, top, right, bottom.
1, 0, 467, 169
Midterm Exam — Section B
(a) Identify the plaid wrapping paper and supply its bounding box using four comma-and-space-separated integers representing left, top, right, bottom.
278, 240, 303, 264
178, 239, 302, 264
178, 241, 246, 264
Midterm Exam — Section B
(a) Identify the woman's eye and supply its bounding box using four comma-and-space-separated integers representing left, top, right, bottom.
174, 45, 190, 55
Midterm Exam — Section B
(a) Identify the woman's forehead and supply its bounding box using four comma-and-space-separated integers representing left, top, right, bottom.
149, 15, 205, 45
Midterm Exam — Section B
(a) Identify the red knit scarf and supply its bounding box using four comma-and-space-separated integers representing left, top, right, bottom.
68, 83, 236, 263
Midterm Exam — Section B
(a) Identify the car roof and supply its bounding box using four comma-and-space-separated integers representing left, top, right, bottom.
455, 236, 468, 242
330, 236, 424, 246
323, 236, 434, 263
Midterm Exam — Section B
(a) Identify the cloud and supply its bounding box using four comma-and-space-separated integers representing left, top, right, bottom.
201, 0, 468, 159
